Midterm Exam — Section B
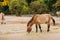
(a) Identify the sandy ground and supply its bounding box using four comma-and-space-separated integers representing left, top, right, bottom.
0, 16, 60, 40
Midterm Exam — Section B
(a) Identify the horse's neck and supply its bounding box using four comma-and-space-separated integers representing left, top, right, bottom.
28, 21, 34, 27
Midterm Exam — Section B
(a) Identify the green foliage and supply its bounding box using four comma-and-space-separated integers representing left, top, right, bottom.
44, 0, 57, 12
0, 5, 9, 14
8, 0, 28, 15
52, 0, 60, 12
26, 0, 36, 6
0, 0, 60, 16
29, 1, 48, 14
0, 0, 4, 2
53, 0, 60, 7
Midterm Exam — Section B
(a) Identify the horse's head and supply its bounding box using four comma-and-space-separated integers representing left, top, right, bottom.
27, 19, 32, 33
27, 26, 32, 33
27, 15, 34, 33
27, 22, 32, 33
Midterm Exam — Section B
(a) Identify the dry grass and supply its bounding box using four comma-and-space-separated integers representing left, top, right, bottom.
0, 16, 60, 40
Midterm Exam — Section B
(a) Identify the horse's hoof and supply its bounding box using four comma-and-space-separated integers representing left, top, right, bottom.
47, 30, 49, 32
40, 30, 42, 32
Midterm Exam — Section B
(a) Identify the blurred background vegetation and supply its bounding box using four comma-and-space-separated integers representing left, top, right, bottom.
0, 0, 60, 16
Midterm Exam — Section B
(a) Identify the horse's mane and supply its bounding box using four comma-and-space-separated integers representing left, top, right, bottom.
27, 14, 36, 26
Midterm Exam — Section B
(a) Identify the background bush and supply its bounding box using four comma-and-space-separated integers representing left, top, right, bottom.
0, 0, 60, 16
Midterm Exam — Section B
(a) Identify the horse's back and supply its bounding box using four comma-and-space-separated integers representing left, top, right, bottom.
35, 14, 51, 24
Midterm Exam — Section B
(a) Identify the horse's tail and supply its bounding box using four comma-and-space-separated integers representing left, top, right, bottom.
51, 17, 55, 25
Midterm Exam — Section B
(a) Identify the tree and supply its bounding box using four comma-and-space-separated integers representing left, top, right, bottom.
8, 0, 28, 15
53, 0, 60, 8
26, 0, 36, 6
29, 1, 48, 14
52, 0, 60, 11
44, 0, 57, 12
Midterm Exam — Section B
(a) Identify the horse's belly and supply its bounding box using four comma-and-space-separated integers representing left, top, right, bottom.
40, 19, 47, 24
38, 16, 48, 24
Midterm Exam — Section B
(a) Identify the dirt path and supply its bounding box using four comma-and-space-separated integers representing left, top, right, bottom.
0, 16, 60, 40
0, 33, 60, 40
4, 16, 31, 24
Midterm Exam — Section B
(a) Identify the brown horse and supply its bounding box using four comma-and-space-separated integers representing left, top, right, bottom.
0, 12, 6, 24
27, 14, 55, 33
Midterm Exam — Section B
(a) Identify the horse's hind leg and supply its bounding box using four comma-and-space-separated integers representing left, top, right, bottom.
39, 24, 42, 32
47, 24, 50, 32
36, 24, 38, 32
47, 17, 51, 32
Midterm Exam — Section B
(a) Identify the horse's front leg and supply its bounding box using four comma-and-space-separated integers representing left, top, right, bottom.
47, 17, 51, 32
39, 24, 42, 32
36, 24, 38, 32
47, 24, 50, 32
